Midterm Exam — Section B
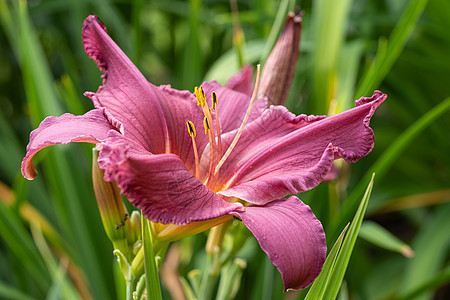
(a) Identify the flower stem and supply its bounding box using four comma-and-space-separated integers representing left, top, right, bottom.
142, 216, 163, 300
199, 223, 230, 300
126, 276, 138, 300
198, 250, 221, 300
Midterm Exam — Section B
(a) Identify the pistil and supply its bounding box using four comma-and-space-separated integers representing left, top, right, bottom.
215, 64, 261, 175
211, 91, 222, 157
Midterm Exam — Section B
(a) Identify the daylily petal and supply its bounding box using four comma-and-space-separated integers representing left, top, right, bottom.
218, 91, 386, 204
201, 80, 267, 134
22, 109, 114, 179
232, 196, 326, 290
82, 15, 208, 160
225, 65, 254, 96
96, 130, 243, 225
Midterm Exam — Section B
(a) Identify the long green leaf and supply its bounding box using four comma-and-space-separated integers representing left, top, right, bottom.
310, 0, 353, 114
399, 203, 450, 300
322, 174, 375, 299
397, 264, 450, 300
258, 0, 292, 65
359, 221, 414, 257
355, 0, 429, 98
30, 225, 80, 300
0, 281, 35, 300
305, 224, 349, 300
0, 201, 50, 292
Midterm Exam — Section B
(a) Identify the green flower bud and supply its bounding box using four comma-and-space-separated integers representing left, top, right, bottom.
92, 149, 131, 257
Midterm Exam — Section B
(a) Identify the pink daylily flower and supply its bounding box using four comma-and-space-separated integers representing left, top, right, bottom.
21, 15, 386, 290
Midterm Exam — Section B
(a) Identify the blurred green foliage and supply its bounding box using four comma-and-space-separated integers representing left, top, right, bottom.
1, 0, 449, 299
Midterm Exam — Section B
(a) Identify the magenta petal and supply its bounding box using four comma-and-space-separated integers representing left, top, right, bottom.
225, 65, 254, 96
82, 16, 207, 159
97, 131, 242, 225
219, 91, 386, 204
21, 109, 113, 179
233, 196, 326, 290
201, 80, 267, 134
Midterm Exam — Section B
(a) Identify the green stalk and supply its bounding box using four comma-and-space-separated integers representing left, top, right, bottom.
141, 216, 162, 300
198, 251, 221, 300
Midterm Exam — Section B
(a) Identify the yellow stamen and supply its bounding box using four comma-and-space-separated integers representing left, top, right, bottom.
211, 91, 218, 109
186, 121, 199, 179
194, 86, 220, 187
195, 86, 207, 107
203, 116, 210, 135
186, 120, 196, 137
200, 87, 206, 102
215, 64, 261, 175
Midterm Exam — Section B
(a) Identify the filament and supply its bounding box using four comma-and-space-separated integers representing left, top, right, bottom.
186, 121, 199, 179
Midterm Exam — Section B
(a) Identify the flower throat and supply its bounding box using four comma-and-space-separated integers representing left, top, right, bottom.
186, 65, 261, 190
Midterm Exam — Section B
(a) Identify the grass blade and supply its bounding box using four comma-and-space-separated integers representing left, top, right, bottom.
0, 201, 50, 292
355, 0, 429, 98
0, 281, 35, 300
322, 174, 375, 299
258, 0, 292, 65
399, 203, 450, 300
359, 221, 414, 258
305, 223, 349, 300
310, 0, 353, 114
397, 264, 450, 300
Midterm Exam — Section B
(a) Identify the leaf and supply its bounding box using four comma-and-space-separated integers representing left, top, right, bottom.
307, 174, 375, 299
305, 223, 349, 300
359, 221, 414, 258
399, 203, 450, 300
355, 0, 429, 98
0, 281, 35, 300
0, 200, 50, 292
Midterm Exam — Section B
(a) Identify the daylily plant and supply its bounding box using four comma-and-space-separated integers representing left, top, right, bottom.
21, 15, 386, 290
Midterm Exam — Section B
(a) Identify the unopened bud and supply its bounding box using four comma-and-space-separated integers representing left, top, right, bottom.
92, 149, 130, 256
259, 10, 304, 106
127, 210, 141, 247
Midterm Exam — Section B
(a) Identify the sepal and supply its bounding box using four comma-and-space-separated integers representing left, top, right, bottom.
113, 249, 132, 282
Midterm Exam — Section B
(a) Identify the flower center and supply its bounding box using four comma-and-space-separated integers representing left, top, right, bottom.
186, 65, 261, 191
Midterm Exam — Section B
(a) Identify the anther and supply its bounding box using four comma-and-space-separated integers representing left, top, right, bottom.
203, 116, 210, 135
200, 87, 206, 101
186, 120, 200, 178
212, 91, 218, 109
195, 86, 207, 107
187, 121, 196, 137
